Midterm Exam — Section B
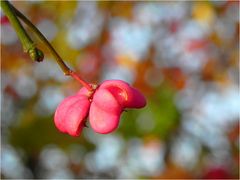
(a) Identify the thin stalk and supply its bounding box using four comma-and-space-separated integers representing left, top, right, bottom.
0, 0, 43, 62
10, 2, 71, 75
13, 6, 92, 90
1, 0, 93, 90
70, 71, 93, 91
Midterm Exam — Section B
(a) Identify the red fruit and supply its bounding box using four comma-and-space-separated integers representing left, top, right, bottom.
54, 95, 90, 136
54, 79, 146, 136
89, 88, 122, 134
88, 80, 146, 134
99, 80, 146, 108
77, 86, 89, 96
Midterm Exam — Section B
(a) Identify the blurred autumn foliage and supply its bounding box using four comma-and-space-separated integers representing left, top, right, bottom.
1, 1, 239, 179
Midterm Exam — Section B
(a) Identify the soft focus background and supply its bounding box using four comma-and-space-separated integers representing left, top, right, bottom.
1, 1, 239, 179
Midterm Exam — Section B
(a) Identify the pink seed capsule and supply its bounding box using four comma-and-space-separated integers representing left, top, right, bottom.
54, 79, 146, 136
99, 80, 147, 108
77, 86, 91, 96
89, 80, 147, 134
54, 95, 90, 136
89, 88, 122, 134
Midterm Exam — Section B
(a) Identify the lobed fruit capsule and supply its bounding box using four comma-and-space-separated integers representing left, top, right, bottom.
54, 80, 146, 136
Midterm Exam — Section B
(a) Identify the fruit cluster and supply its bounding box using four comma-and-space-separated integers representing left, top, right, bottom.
54, 80, 146, 136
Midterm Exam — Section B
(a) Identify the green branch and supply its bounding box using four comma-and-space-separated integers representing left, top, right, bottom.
10, 3, 72, 75
0, 0, 43, 62
1, 0, 93, 90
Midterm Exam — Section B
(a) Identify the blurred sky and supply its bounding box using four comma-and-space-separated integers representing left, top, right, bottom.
1, 1, 239, 179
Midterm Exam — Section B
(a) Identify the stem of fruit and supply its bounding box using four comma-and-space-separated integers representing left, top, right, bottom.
1, 0, 93, 91
0, 0, 44, 62
69, 71, 93, 91
10, 1, 71, 75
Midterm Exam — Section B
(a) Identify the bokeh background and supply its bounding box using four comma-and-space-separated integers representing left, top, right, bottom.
1, 1, 239, 179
